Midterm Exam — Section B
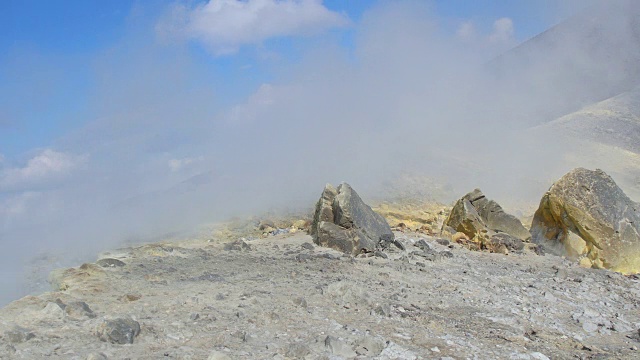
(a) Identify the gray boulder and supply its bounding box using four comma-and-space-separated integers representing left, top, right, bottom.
443, 189, 530, 241
530, 168, 640, 273
95, 317, 141, 344
311, 183, 394, 255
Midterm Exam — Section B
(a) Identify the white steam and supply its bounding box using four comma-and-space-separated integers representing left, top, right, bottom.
1, 0, 637, 305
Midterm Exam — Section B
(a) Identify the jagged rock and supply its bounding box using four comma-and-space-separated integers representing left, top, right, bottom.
64, 301, 96, 319
443, 189, 530, 241
95, 317, 141, 344
311, 183, 394, 255
530, 168, 640, 273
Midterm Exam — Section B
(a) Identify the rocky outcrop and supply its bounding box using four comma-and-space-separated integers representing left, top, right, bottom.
311, 183, 394, 255
443, 189, 530, 242
530, 168, 640, 273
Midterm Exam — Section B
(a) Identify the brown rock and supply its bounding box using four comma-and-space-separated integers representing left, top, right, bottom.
443, 189, 530, 241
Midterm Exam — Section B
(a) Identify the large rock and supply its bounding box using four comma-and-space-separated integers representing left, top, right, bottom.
95, 317, 141, 344
443, 189, 530, 241
311, 183, 394, 255
530, 168, 640, 273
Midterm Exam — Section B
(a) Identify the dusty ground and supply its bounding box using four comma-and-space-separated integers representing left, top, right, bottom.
1, 227, 639, 360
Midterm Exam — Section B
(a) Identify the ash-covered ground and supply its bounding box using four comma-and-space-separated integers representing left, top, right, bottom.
1, 218, 639, 359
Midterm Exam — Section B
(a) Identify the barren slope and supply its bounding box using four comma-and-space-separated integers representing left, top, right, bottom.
1, 231, 639, 359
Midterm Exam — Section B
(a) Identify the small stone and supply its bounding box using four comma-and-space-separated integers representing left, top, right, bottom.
582, 321, 599, 333
439, 251, 454, 258
96, 258, 126, 268
300, 242, 315, 250
415, 239, 431, 252
190, 313, 200, 321
258, 220, 275, 230
87, 353, 108, 360
374, 251, 389, 259
285, 343, 311, 358
293, 297, 307, 308
354, 336, 385, 356
392, 239, 406, 251
318, 253, 340, 260
65, 301, 96, 319
325, 336, 357, 358
530, 352, 551, 360
223, 240, 251, 251
120, 294, 142, 302
414, 251, 436, 261
4, 326, 35, 344
431, 346, 440, 353
41, 302, 65, 319
95, 317, 141, 344
373, 303, 391, 317
295, 253, 312, 262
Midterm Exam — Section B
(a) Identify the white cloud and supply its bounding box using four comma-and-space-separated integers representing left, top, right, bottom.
229, 83, 277, 123
0, 149, 87, 190
168, 156, 204, 172
455, 17, 515, 53
488, 17, 515, 44
456, 21, 475, 41
158, 0, 349, 55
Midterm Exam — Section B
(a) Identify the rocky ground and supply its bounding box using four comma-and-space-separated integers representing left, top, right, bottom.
1, 224, 639, 360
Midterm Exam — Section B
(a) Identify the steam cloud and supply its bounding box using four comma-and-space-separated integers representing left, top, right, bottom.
1, 0, 634, 305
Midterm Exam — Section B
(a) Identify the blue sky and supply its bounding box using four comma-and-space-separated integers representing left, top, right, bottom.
0, 0, 578, 159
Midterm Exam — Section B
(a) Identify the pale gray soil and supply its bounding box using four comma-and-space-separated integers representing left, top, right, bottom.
1, 231, 639, 360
